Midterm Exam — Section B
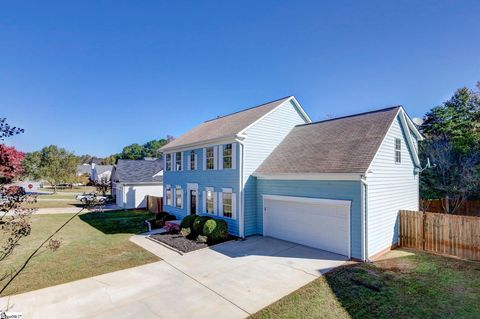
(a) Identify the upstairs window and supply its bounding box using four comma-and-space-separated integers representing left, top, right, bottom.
190, 150, 196, 170
223, 144, 232, 169
166, 154, 172, 171
395, 138, 402, 164
206, 147, 215, 170
175, 152, 182, 171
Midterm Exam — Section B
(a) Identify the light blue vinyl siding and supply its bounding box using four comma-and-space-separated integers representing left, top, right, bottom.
256, 179, 363, 259
242, 100, 309, 236
163, 143, 241, 235
366, 115, 419, 257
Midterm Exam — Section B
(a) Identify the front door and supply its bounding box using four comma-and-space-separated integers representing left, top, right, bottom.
190, 190, 197, 214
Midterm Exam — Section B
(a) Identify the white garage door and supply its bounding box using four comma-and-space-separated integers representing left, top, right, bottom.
263, 195, 351, 257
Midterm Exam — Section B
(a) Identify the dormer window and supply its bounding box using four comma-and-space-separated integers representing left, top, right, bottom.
206, 147, 215, 170
223, 144, 232, 169
395, 138, 401, 164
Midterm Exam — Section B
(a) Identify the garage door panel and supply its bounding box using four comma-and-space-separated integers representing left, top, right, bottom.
264, 197, 350, 257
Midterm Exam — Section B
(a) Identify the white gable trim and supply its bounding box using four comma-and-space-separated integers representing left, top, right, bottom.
237, 96, 311, 136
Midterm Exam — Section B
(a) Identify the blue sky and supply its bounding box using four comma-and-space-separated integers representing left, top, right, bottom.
1, 1, 479, 157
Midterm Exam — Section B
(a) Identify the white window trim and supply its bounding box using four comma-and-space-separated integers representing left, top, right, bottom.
175, 152, 183, 171
203, 187, 216, 215
187, 183, 198, 214
165, 185, 172, 206
395, 137, 402, 164
175, 185, 183, 208
220, 188, 236, 220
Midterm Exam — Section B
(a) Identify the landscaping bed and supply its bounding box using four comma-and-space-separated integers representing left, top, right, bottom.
150, 233, 209, 253
148, 214, 235, 253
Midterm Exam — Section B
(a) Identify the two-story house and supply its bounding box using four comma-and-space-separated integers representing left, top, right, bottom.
160, 96, 423, 261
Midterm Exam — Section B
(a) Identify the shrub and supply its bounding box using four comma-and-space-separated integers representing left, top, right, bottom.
193, 216, 213, 235
180, 215, 196, 230
180, 227, 191, 237
163, 214, 176, 223
203, 219, 228, 242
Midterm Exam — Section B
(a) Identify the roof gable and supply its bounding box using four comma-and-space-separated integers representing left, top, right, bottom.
160, 96, 309, 151
255, 106, 405, 175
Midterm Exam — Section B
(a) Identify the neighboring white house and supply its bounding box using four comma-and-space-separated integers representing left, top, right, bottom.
112, 159, 163, 209
91, 164, 113, 183
76, 164, 92, 177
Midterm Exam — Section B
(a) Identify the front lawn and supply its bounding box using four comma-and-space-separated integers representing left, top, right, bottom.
0, 210, 160, 297
251, 249, 480, 319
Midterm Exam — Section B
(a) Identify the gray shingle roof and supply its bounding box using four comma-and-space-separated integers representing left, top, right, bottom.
76, 164, 91, 175
160, 96, 293, 151
94, 165, 113, 175
255, 106, 401, 175
113, 159, 163, 183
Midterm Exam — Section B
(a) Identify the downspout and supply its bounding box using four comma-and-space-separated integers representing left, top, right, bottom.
237, 140, 245, 238
360, 176, 369, 262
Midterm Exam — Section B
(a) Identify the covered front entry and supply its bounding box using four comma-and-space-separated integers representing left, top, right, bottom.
262, 195, 351, 257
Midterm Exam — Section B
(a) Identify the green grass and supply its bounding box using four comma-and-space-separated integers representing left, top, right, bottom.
251, 249, 480, 319
38, 186, 97, 193
0, 210, 160, 297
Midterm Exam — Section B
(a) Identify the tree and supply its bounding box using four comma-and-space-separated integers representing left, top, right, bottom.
117, 138, 170, 160
420, 137, 480, 214
0, 145, 25, 184
101, 154, 117, 165
24, 145, 78, 192
420, 87, 480, 155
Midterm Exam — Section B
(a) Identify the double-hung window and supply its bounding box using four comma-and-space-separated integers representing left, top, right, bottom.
222, 192, 233, 218
166, 186, 172, 206
206, 147, 215, 170
223, 144, 232, 169
166, 154, 172, 171
175, 186, 183, 208
206, 189, 215, 214
175, 152, 182, 171
190, 150, 196, 170
395, 138, 401, 164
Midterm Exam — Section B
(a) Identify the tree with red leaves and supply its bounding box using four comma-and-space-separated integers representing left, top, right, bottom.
0, 144, 25, 184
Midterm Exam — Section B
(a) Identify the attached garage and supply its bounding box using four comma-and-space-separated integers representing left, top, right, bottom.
262, 195, 351, 257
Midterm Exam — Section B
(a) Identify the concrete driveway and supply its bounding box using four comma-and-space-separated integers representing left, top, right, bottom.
0, 236, 347, 318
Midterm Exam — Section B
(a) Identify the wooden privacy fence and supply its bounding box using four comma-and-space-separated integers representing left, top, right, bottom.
399, 210, 480, 261
423, 199, 480, 216
146, 196, 163, 214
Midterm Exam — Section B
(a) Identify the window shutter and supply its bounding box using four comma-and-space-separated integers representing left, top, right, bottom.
172, 153, 176, 172
218, 192, 223, 216
232, 143, 237, 170
172, 187, 175, 206
195, 153, 198, 171
203, 148, 206, 170
213, 192, 218, 214
180, 152, 183, 171
232, 193, 237, 219
213, 146, 218, 170
219, 145, 224, 170
187, 155, 191, 170
202, 191, 206, 213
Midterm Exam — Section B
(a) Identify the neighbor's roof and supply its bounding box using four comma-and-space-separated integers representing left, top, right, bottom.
113, 159, 163, 183
255, 106, 402, 175
160, 96, 305, 151
94, 165, 113, 174
76, 164, 91, 175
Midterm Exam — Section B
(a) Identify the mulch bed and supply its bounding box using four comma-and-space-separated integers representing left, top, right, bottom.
149, 233, 237, 253
150, 233, 209, 253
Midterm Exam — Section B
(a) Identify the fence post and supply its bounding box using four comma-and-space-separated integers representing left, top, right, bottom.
422, 212, 426, 251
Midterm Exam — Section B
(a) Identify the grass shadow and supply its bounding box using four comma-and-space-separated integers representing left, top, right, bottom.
79, 210, 153, 234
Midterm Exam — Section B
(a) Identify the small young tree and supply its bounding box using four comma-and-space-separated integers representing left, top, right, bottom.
95, 176, 111, 196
